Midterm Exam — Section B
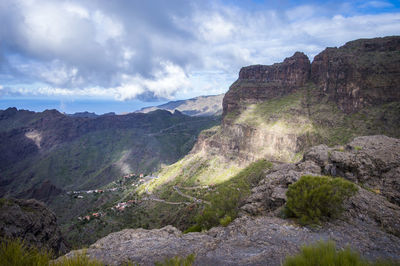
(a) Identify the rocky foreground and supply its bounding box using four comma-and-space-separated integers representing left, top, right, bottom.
61, 135, 400, 265
0, 198, 69, 255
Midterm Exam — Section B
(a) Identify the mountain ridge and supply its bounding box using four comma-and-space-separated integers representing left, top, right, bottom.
138, 94, 224, 117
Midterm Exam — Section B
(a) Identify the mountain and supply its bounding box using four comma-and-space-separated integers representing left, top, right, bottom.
135, 36, 400, 232
60, 36, 400, 250
3, 36, 400, 263
153, 36, 400, 193
0, 108, 219, 199
138, 94, 224, 116
61, 135, 400, 265
67, 112, 116, 118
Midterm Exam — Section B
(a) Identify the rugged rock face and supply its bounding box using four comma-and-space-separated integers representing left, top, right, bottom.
61, 136, 400, 265
0, 198, 69, 255
304, 135, 400, 206
312, 36, 400, 112
222, 52, 310, 119
223, 36, 400, 119
207, 36, 400, 165
242, 135, 400, 217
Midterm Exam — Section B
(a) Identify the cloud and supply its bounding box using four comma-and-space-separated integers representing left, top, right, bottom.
0, 0, 399, 102
111, 61, 190, 101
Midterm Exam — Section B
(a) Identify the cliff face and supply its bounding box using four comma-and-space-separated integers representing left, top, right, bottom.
0, 198, 69, 255
222, 52, 310, 119
203, 36, 400, 165
224, 36, 400, 119
312, 36, 400, 112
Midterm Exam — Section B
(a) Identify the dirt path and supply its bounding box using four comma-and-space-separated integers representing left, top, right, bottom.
145, 196, 191, 205
173, 186, 211, 205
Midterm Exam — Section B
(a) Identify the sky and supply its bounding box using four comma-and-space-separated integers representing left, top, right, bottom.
0, 0, 399, 114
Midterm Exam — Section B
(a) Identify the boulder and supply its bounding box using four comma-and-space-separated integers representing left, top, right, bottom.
0, 198, 69, 255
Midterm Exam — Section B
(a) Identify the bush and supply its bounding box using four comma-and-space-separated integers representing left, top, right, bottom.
0, 238, 105, 266
155, 254, 196, 266
219, 215, 232, 227
0, 238, 51, 266
284, 241, 399, 266
285, 175, 358, 225
183, 224, 202, 234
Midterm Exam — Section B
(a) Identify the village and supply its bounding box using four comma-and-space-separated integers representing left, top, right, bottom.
71, 172, 213, 222
71, 172, 159, 221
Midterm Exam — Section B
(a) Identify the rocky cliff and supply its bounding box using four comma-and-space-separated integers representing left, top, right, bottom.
61, 135, 400, 265
224, 36, 400, 118
151, 36, 400, 219
312, 36, 400, 112
0, 198, 69, 255
199, 36, 400, 165
222, 52, 310, 119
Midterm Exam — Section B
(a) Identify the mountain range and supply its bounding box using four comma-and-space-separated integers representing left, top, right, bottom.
1, 36, 400, 264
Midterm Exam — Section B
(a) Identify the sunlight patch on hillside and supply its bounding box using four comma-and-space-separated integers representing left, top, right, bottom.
25, 130, 42, 148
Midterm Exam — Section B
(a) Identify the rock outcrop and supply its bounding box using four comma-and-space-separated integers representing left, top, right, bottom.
241, 135, 400, 224
61, 136, 400, 265
222, 52, 310, 120
312, 36, 400, 112
0, 198, 69, 255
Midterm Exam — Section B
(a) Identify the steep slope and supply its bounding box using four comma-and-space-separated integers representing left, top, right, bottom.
138, 94, 224, 116
61, 135, 400, 265
0, 108, 219, 198
120, 36, 400, 243
152, 36, 400, 193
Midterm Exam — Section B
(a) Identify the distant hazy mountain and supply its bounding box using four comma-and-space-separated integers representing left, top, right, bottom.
138, 94, 224, 116
67, 111, 116, 118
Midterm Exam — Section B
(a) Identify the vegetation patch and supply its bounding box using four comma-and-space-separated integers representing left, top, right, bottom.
284, 241, 398, 266
285, 175, 358, 225
155, 254, 196, 266
188, 159, 272, 230
0, 238, 52, 266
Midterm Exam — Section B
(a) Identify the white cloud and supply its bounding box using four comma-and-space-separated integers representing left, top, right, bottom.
112, 61, 190, 101
0, 0, 399, 102
92, 10, 124, 44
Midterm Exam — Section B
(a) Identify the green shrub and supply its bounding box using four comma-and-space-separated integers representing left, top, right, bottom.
284, 241, 399, 266
183, 224, 202, 234
219, 215, 232, 227
0, 238, 51, 266
155, 254, 196, 266
0, 238, 105, 266
192, 159, 272, 230
285, 175, 358, 225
